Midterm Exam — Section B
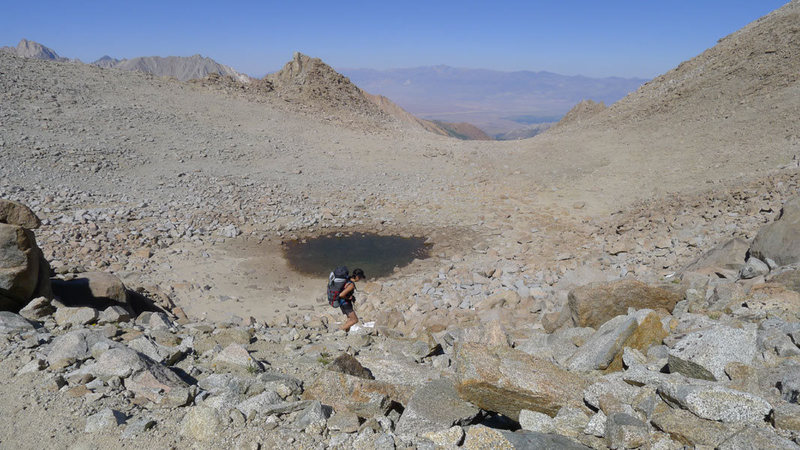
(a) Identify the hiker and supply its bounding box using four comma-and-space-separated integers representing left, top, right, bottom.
338, 267, 364, 331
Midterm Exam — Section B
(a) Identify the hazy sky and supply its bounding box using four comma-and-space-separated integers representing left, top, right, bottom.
1, 1, 789, 78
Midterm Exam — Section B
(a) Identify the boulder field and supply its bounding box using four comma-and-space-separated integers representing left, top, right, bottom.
2, 198, 800, 449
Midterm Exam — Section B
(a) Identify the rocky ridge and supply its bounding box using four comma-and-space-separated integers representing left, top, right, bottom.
92, 54, 252, 83
509, 0, 800, 212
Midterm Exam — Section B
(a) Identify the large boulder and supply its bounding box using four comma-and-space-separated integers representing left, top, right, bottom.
658, 384, 772, 424
46, 329, 121, 369
681, 238, 750, 275
91, 347, 190, 406
567, 280, 682, 328
51, 271, 130, 312
395, 378, 481, 438
302, 370, 408, 418
717, 425, 800, 450
453, 342, 587, 420
0, 199, 41, 229
667, 324, 757, 381
0, 223, 51, 311
650, 403, 743, 447
751, 196, 800, 266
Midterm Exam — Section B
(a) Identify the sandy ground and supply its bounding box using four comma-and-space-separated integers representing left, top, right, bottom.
150, 236, 325, 320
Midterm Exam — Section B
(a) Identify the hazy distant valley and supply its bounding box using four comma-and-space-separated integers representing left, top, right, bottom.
341, 66, 647, 137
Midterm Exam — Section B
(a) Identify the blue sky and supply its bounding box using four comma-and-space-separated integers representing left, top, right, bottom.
0, 1, 789, 78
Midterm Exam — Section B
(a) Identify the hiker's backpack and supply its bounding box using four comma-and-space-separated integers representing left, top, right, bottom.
327, 266, 349, 307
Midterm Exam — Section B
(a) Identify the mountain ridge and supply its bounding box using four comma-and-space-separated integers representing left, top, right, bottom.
92, 54, 251, 83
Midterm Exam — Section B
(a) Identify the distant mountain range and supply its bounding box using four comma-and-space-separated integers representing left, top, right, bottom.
340, 66, 648, 137
1, 39, 249, 83
90, 54, 251, 83
2, 38, 648, 139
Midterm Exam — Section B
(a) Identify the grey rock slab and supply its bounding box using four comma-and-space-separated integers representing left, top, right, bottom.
584, 373, 642, 410
650, 405, 743, 447
583, 411, 607, 437
18, 296, 55, 320
518, 327, 595, 366
198, 373, 262, 397
604, 413, 649, 450
395, 378, 481, 438
717, 425, 800, 450
212, 343, 263, 372
751, 196, 800, 266
259, 371, 303, 398
85, 408, 126, 433
566, 315, 638, 371
46, 329, 119, 368
327, 410, 360, 433
740, 257, 770, 279
498, 428, 590, 449
519, 409, 556, 433
423, 426, 465, 447
773, 402, 800, 432
657, 384, 773, 423
778, 363, 800, 403
179, 406, 222, 442
358, 355, 438, 389
667, 324, 757, 381
0, 311, 37, 334
199, 390, 241, 412
86, 345, 189, 406
553, 406, 591, 438
91, 347, 150, 379
454, 342, 587, 420
126, 335, 165, 363
294, 400, 332, 429
54, 306, 98, 326
121, 418, 156, 439
681, 237, 749, 274
98, 305, 130, 324
137, 311, 172, 330
261, 400, 318, 416
235, 390, 282, 417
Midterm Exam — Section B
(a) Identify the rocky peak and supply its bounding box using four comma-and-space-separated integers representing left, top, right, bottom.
12, 39, 66, 61
92, 55, 121, 68
266, 52, 382, 116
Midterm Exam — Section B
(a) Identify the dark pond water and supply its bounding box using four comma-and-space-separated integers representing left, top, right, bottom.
283, 233, 431, 279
